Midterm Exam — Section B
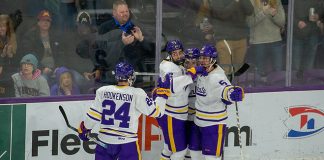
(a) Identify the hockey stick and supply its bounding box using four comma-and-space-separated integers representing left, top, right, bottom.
0, 151, 7, 159
223, 40, 244, 160
224, 63, 250, 82
234, 63, 250, 77
58, 105, 107, 148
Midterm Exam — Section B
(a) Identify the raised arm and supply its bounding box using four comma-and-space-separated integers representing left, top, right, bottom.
138, 74, 172, 118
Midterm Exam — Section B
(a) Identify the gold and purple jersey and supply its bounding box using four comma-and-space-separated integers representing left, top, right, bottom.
160, 59, 193, 120
194, 65, 231, 127
84, 85, 166, 144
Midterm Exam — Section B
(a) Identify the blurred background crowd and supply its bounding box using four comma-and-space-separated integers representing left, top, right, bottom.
0, 0, 323, 98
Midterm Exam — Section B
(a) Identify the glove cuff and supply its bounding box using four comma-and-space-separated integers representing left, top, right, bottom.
222, 99, 232, 105
187, 67, 197, 75
78, 121, 90, 141
156, 88, 171, 99
186, 67, 198, 80
222, 86, 244, 102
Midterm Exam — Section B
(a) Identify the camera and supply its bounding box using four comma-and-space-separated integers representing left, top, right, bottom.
123, 21, 135, 36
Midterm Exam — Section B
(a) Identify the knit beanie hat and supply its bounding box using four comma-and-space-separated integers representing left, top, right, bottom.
20, 53, 38, 71
77, 11, 91, 26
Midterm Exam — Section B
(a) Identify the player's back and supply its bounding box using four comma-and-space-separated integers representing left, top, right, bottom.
95, 85, 145, 144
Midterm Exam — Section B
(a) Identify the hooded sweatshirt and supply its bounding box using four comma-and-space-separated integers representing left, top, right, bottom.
12, 53, 50, 97
11, 69, 50, 97
50, 66, 80, 96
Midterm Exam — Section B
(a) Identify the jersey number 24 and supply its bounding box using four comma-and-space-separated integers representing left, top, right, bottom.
101, 99, 131, 128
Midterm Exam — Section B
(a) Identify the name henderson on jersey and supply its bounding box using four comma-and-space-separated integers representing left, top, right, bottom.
103, 91, 133, 102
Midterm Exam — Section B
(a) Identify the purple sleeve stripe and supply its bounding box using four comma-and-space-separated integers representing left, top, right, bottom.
90, 108, 102, 114
87, 113, 100, 121
166, 103, 188, 108
196, 116, 228, 122
196, 92, 207, 97
161, 153, 171, 158
188, 106, 195, 110
99, 131, 138, 138
101, 128, 137, 135
196, 108, 227, 114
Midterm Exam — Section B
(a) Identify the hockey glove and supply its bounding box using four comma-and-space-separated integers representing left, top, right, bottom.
229, 86, 244, 102
158, 73, 171, 88
186, 66, 208, 80
78, 121, 91, 141
222, 86, 245, 102
154, 73, 172, 99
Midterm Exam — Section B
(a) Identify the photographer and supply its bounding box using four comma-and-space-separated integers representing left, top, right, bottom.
98, 0, 153, 73
76, 0, 154, 90
97, 0, 137, 36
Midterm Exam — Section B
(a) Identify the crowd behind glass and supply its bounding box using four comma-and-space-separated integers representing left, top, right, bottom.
0, 0, 323, 98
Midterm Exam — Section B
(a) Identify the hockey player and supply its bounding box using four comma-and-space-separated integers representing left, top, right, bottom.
158, 40, 208, 160
194, 44, 244, 160
77, 61, 171, 160
183, 48, 205, 160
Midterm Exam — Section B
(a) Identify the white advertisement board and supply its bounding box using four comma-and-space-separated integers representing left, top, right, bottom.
25, 101, 95, 160
21, 90, 324, 160
224, 90, 324, 160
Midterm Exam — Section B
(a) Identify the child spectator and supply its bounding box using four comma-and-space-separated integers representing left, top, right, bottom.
50, 66, 80, 96
12, 53, 50, 97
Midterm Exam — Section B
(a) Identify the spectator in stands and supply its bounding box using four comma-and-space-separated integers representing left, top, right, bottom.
0, 14, 17, 75
75, 0, 98, 25
160, 0, 215, 46
0, 14, 17, 97
21, 10, 63, 83
75, 11, 97, 76
12, 53, 50, 97
75, 11, 113, 87
50, 66, 80, 96
188, 0, 215, 45
168, 0, 215, 46
77, 0, 154, 88
209, 0, 254, 76
247, 0, 285, 82
97, 0, 154, 72
0, 10, 23, 31
97, 0, 134, 35
293, 0, 324, 79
